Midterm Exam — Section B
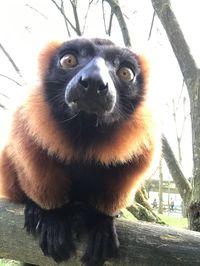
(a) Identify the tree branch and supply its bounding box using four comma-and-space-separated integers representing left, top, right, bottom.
0, 103, 5, 109
102, 0, 114, 36
0, 73, 22, 86
148, 11, 156, 40
0, 43, 24, 81
103, 0, 131, 47
82, 0, 94, 34
151, 0, 198, 91
107, 11, 114, 36
69, 0, 81, 36
162, 134, 192, 204
25, 4, 48, 20
50, 0, 78, 35
1, 200, 200, 265
61, 0, 71, 37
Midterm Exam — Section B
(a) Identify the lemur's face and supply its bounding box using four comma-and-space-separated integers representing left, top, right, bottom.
44, 38, 146, 127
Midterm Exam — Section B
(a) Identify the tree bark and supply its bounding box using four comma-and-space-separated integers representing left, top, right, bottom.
151, 0, 200, 231
1, 200, 200, 266
150, 0, 197, 88
162, 134, 192, 205
132, 189, 163, 224
158, 158, 163, 214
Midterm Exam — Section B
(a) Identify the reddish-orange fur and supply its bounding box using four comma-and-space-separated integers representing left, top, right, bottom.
0, 41, 159, 215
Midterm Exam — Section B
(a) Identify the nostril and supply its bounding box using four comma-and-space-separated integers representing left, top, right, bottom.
97, 82, 108, 94
79, 76, 88, 88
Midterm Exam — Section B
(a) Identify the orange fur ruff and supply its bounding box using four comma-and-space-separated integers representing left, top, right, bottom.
0, 40, 159, 214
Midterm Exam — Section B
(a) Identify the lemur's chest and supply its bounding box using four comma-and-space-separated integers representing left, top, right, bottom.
67, 161, 133, 202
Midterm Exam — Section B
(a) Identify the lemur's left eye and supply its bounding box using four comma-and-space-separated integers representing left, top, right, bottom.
60, 54, 78, 69
117, 67, 134, 82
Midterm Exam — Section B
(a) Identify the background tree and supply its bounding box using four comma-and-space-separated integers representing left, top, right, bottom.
158, 158, 163, 214
151, 0, 200, 230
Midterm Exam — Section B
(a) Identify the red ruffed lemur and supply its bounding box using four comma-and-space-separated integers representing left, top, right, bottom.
0, 38, 159, 265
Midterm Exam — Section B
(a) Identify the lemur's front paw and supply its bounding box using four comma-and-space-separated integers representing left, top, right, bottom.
82, 212, 119, 266
24, 199, 43, 236
24, 200, 75, 262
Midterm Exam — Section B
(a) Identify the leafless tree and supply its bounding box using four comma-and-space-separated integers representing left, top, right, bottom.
151, 0, 200, 230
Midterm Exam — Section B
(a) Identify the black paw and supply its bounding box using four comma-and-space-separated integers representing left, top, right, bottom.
82, 212, 120, 266
24, 200, 75, 262
24, 199, 43, 236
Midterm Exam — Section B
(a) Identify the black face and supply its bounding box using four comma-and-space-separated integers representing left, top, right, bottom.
44, 38, 145, 144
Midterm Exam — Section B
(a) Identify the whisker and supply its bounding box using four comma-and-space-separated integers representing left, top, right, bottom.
59, 112, 80, 123
44, 79, 67, 85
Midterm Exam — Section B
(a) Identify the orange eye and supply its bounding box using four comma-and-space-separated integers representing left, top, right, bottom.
117, 67, 134, 81
60, 54, 77, 69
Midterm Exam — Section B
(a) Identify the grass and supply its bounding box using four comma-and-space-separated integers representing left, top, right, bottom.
122, 208, 188, 230
0, 260, 22, 266
157, 213, 188, 229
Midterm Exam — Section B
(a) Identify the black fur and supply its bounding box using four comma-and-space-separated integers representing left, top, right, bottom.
44, 38, 145, 148
24, 199, 119, 265
24, 158, 138, 264
24, 199, 75, 262
82, 210, 119, 266
68, 160, 136, 205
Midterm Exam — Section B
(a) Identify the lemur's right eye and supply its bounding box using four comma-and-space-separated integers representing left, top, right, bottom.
60, 54, 78, 69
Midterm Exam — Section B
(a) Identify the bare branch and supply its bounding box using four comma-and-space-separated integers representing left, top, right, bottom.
108, 10, 114, 35
0, 92, 9, 99
162, 134, 192, 204
148, 11, 156, 40
61, 0, 71, 37
171, 98, 183, 165
69, 0, 81, 35
25, 4, 48, 19
102, 0, 108, 34
103, 0, 132, 47
172, 99, 179, 142
0, 92, 8, 110
179, 97, 191, 141
0, 73, 22, 86
50, 0, 78, 34
82, 1, 94, 34
102, 0, 114, 36
0, 43, 24, 81
0, 104, 5, 109
175, 79, 184, 112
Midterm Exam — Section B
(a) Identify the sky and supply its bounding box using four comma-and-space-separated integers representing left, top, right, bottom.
0, 0, 199, 177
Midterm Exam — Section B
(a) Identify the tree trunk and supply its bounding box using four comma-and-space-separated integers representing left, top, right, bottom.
158, 159, 163, 214
128, 189, 164, 224
188, 73, 200, 230
151, 0, 200, 231
162, 135, 192, 207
